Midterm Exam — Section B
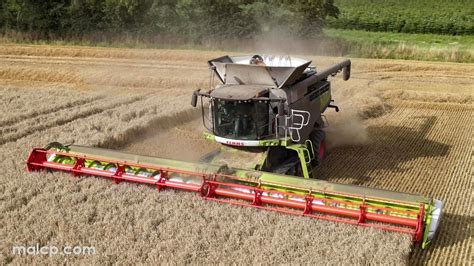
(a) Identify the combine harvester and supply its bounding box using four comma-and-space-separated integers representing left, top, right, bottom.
27, 55, 442, 248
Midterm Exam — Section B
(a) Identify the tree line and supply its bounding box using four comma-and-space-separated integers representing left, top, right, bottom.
0, 0, 340, 41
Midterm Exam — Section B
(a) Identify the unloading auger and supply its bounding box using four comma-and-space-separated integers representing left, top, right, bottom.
27, 55, 442, 248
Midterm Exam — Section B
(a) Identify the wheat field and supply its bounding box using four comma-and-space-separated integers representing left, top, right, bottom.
0, 44, 472, 264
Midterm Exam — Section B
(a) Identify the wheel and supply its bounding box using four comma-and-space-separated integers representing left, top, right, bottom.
263, 147, 303, 177
286, 160, 303, 177
309, 129, 326, 166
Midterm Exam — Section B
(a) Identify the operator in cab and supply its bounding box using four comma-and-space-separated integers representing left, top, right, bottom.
249, 55, 266, 66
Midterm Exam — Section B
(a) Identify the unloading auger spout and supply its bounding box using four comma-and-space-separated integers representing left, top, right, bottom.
27, 55, 442, 248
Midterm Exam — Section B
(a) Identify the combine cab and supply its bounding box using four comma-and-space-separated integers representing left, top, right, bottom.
27, 55, 442, 248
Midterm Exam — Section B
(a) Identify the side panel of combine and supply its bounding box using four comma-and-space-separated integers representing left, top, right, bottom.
316, 81, 332, 113
286, 80, 330, 144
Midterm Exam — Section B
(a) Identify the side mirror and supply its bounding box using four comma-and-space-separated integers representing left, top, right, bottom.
191, 91, 199, 107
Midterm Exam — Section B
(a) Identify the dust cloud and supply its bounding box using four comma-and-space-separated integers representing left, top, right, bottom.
121, 113, 219, 162
249, 31, 349, 57
325, 84, 389, 148
200, 22, 349, 57
325, 110, 368, 148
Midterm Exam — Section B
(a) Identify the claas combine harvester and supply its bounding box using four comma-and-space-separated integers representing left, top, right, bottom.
27, 55, 442, 248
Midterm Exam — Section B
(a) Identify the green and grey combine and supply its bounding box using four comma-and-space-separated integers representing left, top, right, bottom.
27, 55, 442, 248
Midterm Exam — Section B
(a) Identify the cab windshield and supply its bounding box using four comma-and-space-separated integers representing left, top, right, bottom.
213, 100, 269, 140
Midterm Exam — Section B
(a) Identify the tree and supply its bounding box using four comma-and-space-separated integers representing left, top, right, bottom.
0, 0, 341, 40
2, 0, 69, 37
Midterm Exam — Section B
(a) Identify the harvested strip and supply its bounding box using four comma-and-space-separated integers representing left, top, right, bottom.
318, 104, 472, 265
0, 44, 222, 61
0, 87, 82, 119
383, 90, 472, 104
0, 94, 145, 145
0, 93, 102, 127
0, 66, 83, 84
